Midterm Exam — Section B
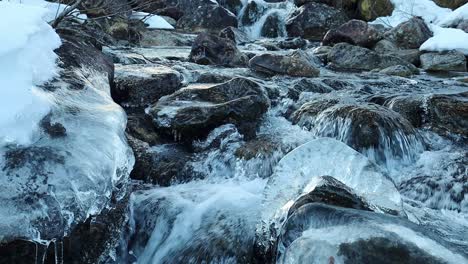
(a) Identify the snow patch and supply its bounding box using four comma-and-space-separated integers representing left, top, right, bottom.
131, 12, 174, 30
420, 25, 468, 55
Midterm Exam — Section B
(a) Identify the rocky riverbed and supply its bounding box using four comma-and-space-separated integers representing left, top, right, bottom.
1, 0, 468, 263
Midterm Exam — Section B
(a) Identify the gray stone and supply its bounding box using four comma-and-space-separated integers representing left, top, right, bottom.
420, 51, 467, 72
384, 17, 433, 49
249, 50, 320, 77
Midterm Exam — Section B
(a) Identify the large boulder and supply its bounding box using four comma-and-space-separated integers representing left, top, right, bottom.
357, 0, 394, 21
384, 17, 433, 49
189, 32, 249, 67
322, 19, 383, 48
147, 78, 270, 140
433, 0, 468, 9
327, 43, 417, 71
286, 3, 349, 41
261, 13, 282, 38
241, 0, 266, 26
420, 51, 467, 72
248, 50, 320, 77
176, 3, 238, 32
219, 26, 251, 44
112, 64, 182, 108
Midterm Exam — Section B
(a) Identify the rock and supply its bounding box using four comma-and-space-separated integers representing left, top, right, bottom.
457, 19, 468, 33
292, 102, 422, 163
219, 0, 244, 15
433, 0, 468, 9
379, 65, 418, 77
112, 64, 182, 108
107, 20, 141, 43
140, 29, 196, 46
241, 0, 266, 26
286, 3, 349, 41
357, 0, 394, 21
249, 50, 320, 77
189, 32, 249, 67
278, 37, 308, 50
261, 13, 282, 38
234, 136, 282, 160
313, 45, 333, 62
219, 26, 251, 44
383, 95, 425, 128
426, 93, 468, 137
40, 114, 67, 139
176, 4, 237, 33
126, 112, 161, 145
384, 17, 433, 49
327, 43, 415, 71
294, 0, 358, 17
420, 51, 467, 72
373, 39, 398, 53
148, 78, 270, 140
78, 0, 131, 18
288, 78, 333, 100
322, 19, 383, 48
127, 135, 191, 186
287, 176, 371, 216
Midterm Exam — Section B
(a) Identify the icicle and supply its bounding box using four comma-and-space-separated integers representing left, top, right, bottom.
54, 239, 64, 264
35, 242, 48, 264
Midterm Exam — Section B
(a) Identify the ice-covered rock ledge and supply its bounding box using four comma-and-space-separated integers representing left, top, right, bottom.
0, 2, 134, 263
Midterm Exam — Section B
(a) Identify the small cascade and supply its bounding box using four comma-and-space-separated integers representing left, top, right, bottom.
54, 239, 63, 264
237, 0, 296, 39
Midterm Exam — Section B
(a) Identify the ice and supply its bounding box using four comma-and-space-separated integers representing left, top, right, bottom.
0, 1, 61, 145
261, 138, 403, 234
420, 25, 468, 55
131, 12, 174, 30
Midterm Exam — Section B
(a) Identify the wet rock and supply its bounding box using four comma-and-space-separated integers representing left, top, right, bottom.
384, 96, 425, 128
312, 45, 333, 62
219, 0, 244, 15
294, 0, 358, 17
288, 78, 333, 100
427, 93, 468, 137
140, 29, 196, 46
286, 3, 349, 41
373, 39, 398, 53
107, 20, 142, 44
189, 32, 249, 67
456, 19, 468, 33
261, 13, 282, 38
249, 50, 320, 77
241, 0, 266, 26
234, 136, 282, 160
148, 78, 270, 141
126, 112, 161, 145
278, 37, 308, 50
40, 114, 67, 139
219, 26, 251, 44
338, 237, 447, 264
420, 51, 467, 72
432, 0, 468, 9
322, 19, 383, 48
78, 0, 131, 18
127, 135, 191, 186
292, 102, 422, 163
328, 43, 415, 71
357, 0, 394, 21
379, 65, 418, 77
287, 176, 371, 216
384, 17, 433, 49
176, 4, 237, 33
112, 64, 182, 108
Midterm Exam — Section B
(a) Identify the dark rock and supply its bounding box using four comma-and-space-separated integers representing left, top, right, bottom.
278, 37, 308, 50
357, 0, 394, 21
112, 64, 182, 108
107, 20, 141, 44
328, 43, 416, 71
219, 26, 251, 44
288, 78, 333, 100
249, 50, 320, 77
148, 78, 270, 141
78, 0, 131, 18
189, 32, 249, 67
261, 13, 282, 38
241, 0, 266, 26
456, 19, 468, 33
127, 135, 191, 186
322, 19, 383, 48
426, 93, 468, 137
126, 112, 161, 145
433, 0, 468, 9
313, 45, 333, 62
286, 3, 349, 41
40, 114, 67, 138
384, 95, 425, 128
155, 7, 184, 20
140, 29, 195, 46
287, 176, 371, 216
219, 0, 244, 15
294, 0, 358, 18
373, 39, 399, 53
384, 17, 433, 49
420, 51, 467, 72
379, 65, 418, 77
234, 136, 282, 160
176, 4, 237, 33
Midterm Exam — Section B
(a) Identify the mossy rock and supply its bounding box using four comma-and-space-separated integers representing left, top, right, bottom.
358, 0, 394, 21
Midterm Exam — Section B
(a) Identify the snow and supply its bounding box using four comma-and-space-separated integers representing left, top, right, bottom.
372, 0, 452, 27
131, 12, 174, 30
439, 3, 468, 27
7, 0, 87, 22
0, 1, 61, 145
420, 25, 468, 55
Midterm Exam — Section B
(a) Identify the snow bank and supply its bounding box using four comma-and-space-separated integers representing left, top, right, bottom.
0, 1, 61, 145
131, 12, 174, 30
439, 3, 468, 27
420, 25, 468, 55
8, 0, 87, 22
372, 0, 452, 27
